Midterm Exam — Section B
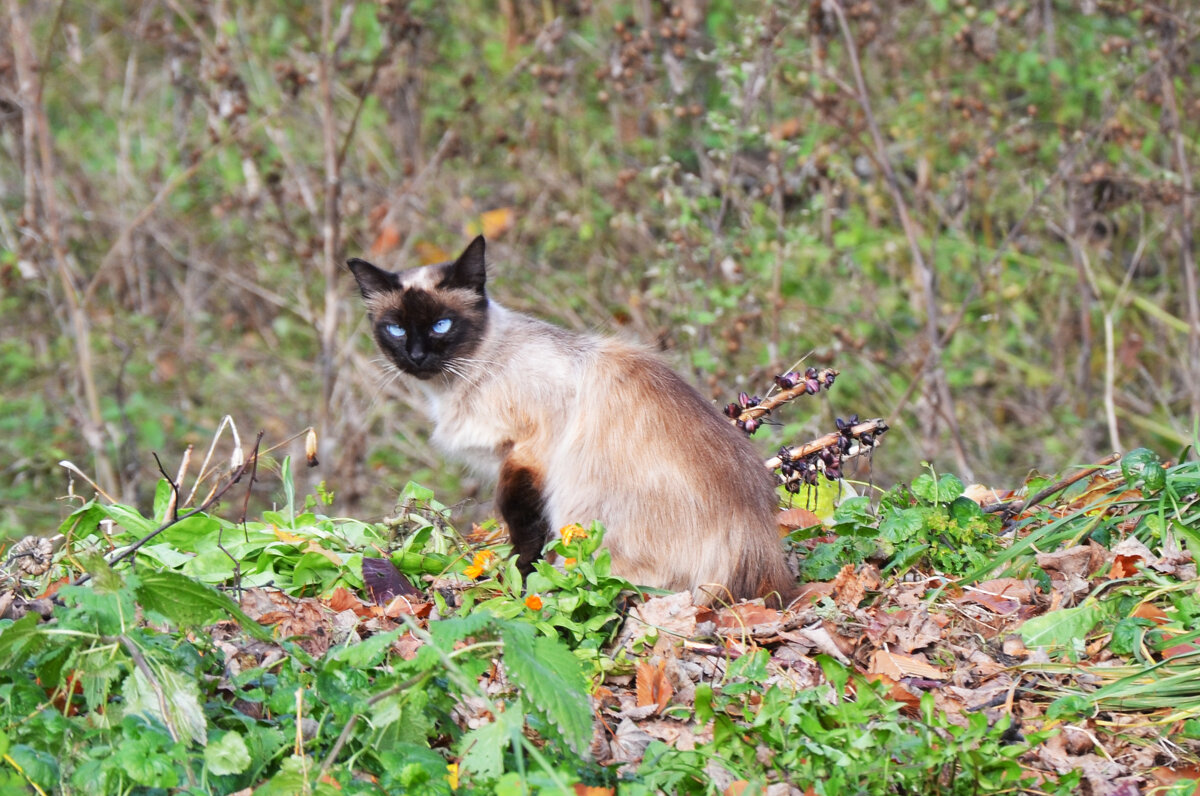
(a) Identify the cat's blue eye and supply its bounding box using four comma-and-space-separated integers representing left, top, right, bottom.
384, 323, 405, 339
432, 318, 453, 334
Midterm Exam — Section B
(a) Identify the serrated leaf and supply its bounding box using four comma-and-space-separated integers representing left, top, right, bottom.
205, 730, 252, 775
459, 709, 520, 782
133, 569, 274, 641
0, 613, 48, 668
429, 610, 498, 650
328, 628, 402, 669
501, 622, 592, 754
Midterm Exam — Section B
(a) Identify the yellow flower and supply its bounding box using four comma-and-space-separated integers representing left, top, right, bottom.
463, 550, 496, 580
447, 762, 459, 788
564, 557, 577, 568
525, 594, 543, 611
560, 523, 588, 544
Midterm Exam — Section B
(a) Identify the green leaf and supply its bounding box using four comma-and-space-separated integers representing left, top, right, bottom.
99, 502, 156, 538
206, 730, 252, 776
328, 628, 402, 669
1109, 617, 1154, 656
1121, 448, 1158, 486
459, 709, 520, 782
0, 613, 48, 668
912, 473, 964, 504
134, 569, 274, 641
281, 456, 296, 525
429, 611, 498, 651
1019, 599, 1107, 650
1046, 694, 1090, 719
879, 506, 924, 543
123, 661, 208, 745
153, 479, 173, 524
500, 622, 592, 754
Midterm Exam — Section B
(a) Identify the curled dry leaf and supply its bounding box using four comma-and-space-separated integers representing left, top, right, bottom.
7, 536, 54, 576
830, 563, 880, 610
635, 659, 674, 714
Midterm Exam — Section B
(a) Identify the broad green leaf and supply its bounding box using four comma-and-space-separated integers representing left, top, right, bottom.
135, 543, 193, 569
1019, 599, 1107, 650
205, 730, 252, 776
99, 502, 156, 538
134, 569, 274, 641
500, 622, 592, 754
158, 514, 222, 549
459, 708, 521, 781
328, 628, 402, 669
123, 662, 208, 745
152, 479, 173, 524
0, 613, 48, 668
879, 506, 924, 543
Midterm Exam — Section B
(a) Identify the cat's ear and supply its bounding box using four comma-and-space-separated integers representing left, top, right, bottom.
442, 235, 487, 294
347, 258, 399, 299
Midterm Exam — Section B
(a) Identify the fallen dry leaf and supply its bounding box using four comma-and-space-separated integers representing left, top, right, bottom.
869, 649, 946, 681
864, 673, 922, 710
635, 659, 673, 714
957, 578, 1032, 615
714, 603, 781, 630
830, 564, 879, 610
777, 507, 821, 533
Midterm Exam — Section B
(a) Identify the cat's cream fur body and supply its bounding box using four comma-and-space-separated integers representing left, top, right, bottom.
350, 238, 794, 604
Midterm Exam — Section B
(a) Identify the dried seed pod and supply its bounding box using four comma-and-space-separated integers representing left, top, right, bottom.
743, 417, 760, 434
305, 428, 319, 467
738, 391, 751, 409
8, 536, 54, 576
724, 402, 741, 418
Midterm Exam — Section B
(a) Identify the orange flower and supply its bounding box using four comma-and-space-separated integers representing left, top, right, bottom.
560, 523, 588, 544
524, 594, 543, 611
564, 557, 577, 568
463, 550, 496, 580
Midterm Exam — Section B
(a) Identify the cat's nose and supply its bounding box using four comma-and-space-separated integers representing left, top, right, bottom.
408, 342, 428, 364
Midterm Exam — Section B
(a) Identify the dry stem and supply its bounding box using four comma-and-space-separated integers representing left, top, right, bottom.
764, 418, 889, 471
827, 0, 972, 481
730, 368, 839, 426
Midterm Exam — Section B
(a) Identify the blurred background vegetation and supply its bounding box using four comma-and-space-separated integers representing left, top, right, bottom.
2, 0, 1197, 536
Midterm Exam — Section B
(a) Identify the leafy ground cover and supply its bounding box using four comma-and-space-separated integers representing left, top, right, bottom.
2, 437, 1198, 794
3, 1, 1199, 536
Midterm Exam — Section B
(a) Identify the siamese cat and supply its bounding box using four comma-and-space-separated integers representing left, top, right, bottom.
348, 236, 794, 605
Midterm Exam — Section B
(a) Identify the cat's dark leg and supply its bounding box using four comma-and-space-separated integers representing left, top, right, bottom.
496, 459, 551, 573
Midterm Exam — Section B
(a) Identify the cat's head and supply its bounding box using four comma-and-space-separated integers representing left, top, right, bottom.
347, 236, 489, 380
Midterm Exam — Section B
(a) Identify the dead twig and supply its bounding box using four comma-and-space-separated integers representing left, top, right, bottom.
982, 452, 1121, 518
826, 0, 973, 481
71, 435, 264, 589
728, 368, 839, 432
